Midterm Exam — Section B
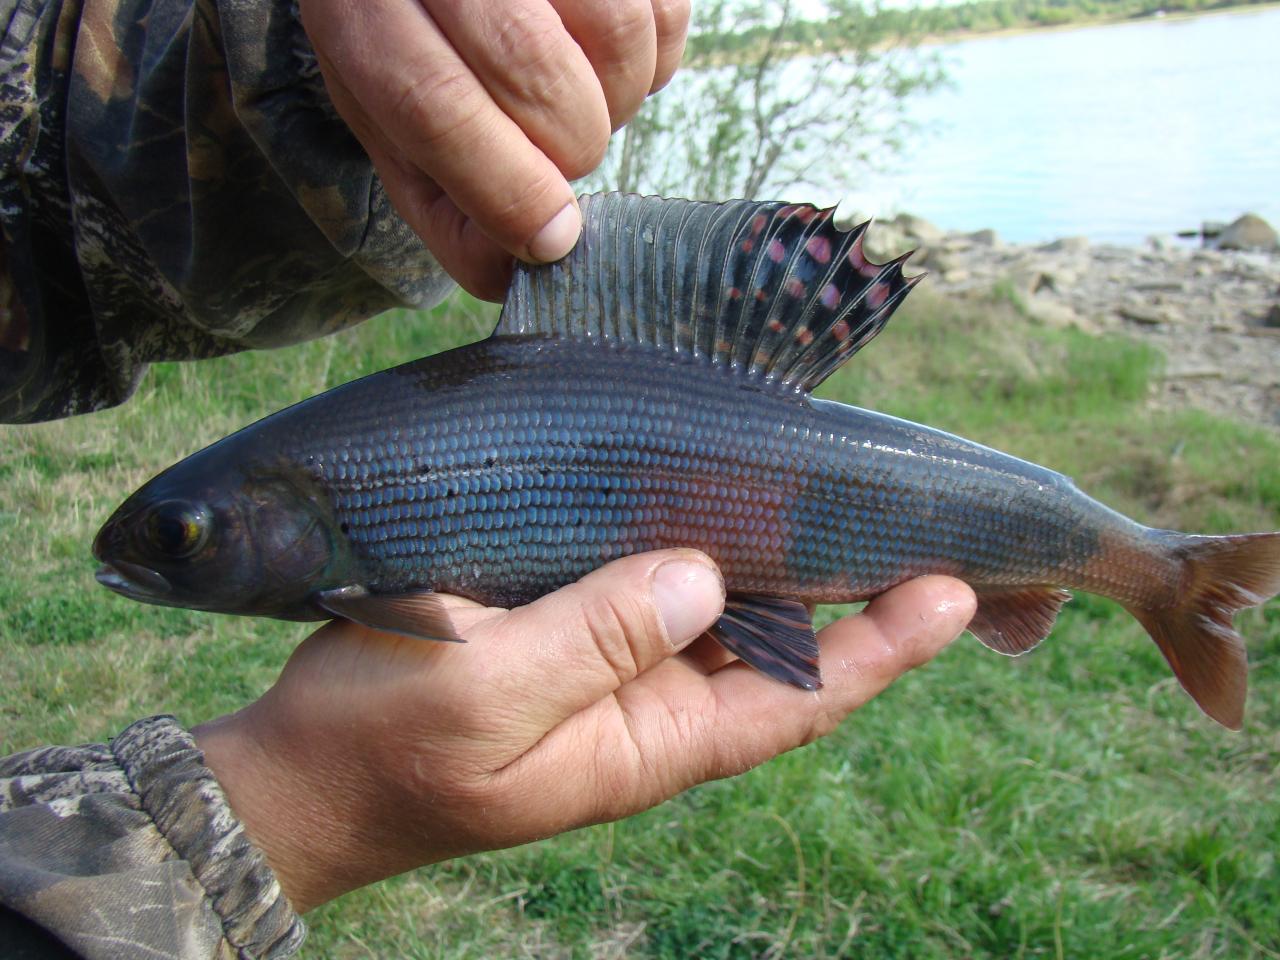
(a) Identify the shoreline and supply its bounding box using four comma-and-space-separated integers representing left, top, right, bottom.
861, 214, 1280, 431
913, 0, 1280, 48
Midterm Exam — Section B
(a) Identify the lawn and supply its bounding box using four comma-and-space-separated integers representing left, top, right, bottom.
3, 285, 1277, 958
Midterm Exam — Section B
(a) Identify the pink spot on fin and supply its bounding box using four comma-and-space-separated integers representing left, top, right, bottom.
741, 239, 754, 255
767, 238, 786, 263
806, 235, 832, 264
728, 287, 742, 300
831, 319, 851, 339
820, 283, 840, 309
768, 318, 786, 332
754, 289, 769, 302
794, 327, 814, 346
791, 206, 815, 224
866, 282, 889, 309
785, 278, 806, 298
750, 214, 767, 236
847, 239, 868, 270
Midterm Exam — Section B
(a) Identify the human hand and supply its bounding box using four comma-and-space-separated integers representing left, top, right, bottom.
297, 0, 690, 299
194, 551, 975, 912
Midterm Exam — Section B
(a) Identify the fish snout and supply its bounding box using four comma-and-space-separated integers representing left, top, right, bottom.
92, 513, 174, 601
95, 558, 173, 599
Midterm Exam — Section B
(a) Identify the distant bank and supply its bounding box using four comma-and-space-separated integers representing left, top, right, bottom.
914, 0, 1280, 47
685, 0, 1280, 64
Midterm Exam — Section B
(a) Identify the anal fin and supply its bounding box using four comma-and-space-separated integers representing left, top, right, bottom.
314, 586, 463, 642
707, 594, 821, 690
969, 585, 1072, 655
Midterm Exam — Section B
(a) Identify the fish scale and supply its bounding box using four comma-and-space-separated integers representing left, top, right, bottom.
93, 192, 1280, 729
245, 336, 1122, 612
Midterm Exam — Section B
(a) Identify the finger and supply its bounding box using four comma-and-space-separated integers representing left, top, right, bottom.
465, 549, 725, 733
691, 577, 976, 779
678, 631, 739, 675
550, 0, 657, 128
502, 577, 973, 828
427, 0, 612, 172
304, 0, 582, 264
648, 0, 690, 93
318, 70, 515, 300
371, 141, 516, 301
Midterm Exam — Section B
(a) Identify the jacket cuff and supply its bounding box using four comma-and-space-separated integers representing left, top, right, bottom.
112, 717, 305, 959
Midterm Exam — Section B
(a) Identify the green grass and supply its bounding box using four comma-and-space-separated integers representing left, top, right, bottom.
3, 287, 1278, 958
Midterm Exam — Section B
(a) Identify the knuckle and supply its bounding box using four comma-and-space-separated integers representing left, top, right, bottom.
589, 739, 647, 819
652, 0, 691, 34
578, 591, 650, 685
387, 63, 486, 151
591, 0, 656, 66
490, 13, 570, 83
486, 18, 610, 176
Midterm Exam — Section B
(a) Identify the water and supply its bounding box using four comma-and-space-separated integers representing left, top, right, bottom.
848, 7, 1280, 244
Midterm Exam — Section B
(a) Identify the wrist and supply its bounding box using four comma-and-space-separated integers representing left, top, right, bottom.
193, 706, 369, 912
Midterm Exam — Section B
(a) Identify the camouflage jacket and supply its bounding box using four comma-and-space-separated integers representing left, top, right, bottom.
0, 717, 305, 959
1, 0, 455, 954
0, 0, 453, 423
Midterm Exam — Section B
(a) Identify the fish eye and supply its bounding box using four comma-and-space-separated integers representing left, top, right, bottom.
144, 500, 211, 559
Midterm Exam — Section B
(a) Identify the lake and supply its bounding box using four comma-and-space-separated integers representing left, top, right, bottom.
848, 6, 1280, 245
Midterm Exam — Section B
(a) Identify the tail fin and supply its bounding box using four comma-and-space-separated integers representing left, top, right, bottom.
1128, 532, 1280, 729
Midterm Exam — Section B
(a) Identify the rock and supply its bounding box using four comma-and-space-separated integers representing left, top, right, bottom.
921, 247, 961, 273
1266, 304, 1280, 328
893, 213, 945, 245
863, 224, 908, 261
1008, 259, 1074, 296
1118, 304, 1167, 325
967, 228, 1000, 246
833, 208, 874, 231
1041, 236, 1090, 254
1215, 213, 1279, 252
1026, 295, 1095, 332
941, 268, 971, 284
1201, 219, 1228, 238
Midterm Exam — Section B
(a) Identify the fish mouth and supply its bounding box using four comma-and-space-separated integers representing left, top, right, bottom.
95, 560, 173, 601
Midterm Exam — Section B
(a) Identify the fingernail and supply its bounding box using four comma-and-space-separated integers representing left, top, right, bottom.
653, 559, 724, 649
528, 202, 581, 262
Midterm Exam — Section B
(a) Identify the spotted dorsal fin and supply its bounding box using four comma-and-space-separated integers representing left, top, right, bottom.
495, 192, 919, 393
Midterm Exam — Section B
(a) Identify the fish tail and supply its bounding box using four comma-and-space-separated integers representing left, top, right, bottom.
1127, 532, 1280, 729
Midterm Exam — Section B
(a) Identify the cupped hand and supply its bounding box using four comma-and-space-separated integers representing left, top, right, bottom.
298, 0, 690, 299
194, 551, 975, 912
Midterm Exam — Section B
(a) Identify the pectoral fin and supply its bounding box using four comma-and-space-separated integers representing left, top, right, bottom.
708, 594, 822, 690
314, 586, 463, 642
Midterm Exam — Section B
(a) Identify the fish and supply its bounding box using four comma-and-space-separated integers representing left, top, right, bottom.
92, 192, 1280, 729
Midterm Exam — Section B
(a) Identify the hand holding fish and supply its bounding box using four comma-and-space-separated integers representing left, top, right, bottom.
297, 0, 689, 299
192, 552, 974, 912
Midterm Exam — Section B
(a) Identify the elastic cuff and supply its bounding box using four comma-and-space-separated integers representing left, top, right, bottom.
112, 716, 306, 959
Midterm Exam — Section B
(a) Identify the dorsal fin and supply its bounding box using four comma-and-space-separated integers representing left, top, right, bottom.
496, 193, 920, 393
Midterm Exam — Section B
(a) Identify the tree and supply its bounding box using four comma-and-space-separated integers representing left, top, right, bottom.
587, 0, 947, 202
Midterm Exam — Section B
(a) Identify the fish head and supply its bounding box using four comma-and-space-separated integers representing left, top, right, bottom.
93, 447, 352, 619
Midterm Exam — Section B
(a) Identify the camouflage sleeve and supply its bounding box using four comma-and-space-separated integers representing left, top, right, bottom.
0, 716, 305, 959
0, 0, 454, 423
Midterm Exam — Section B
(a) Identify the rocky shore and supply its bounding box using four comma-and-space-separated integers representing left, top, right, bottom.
857, 213, 1280, 431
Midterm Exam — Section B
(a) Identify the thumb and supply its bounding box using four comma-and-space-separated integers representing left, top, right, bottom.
474, 549, 725, 729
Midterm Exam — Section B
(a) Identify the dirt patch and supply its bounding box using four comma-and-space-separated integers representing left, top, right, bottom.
864, 219, 1280, 431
